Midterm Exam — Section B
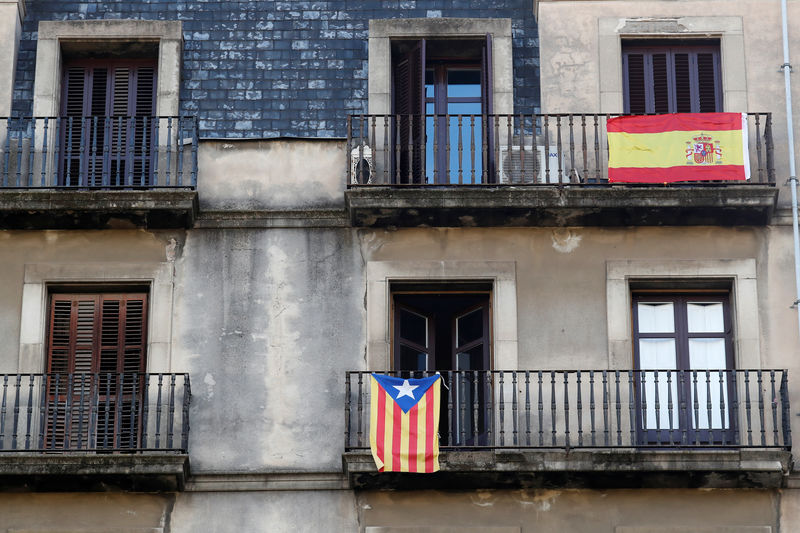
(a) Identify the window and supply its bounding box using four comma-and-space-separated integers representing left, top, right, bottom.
392, 37, 494, 184
60, 58, 157, 186
392, 287, 491, 445
623, 41, 722, 114
632, 292, 734, 444
45, 291, 148, 450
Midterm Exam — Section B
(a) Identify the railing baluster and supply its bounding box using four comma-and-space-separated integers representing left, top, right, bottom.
458, 371, 466, 445
628, 371, 635, 446
24, 375, 34, 450
115, 373, 124, 449
75, 373, 85, 450
732, 370, 741, 445
518, 114, 526, 183
593, 114, 601, 182
493, 115, 500, 184
680, 370, 688, 445
705, 370, 713, 445
78, 117, 87, 186
90, 116, 98, 186
457, 115, 463, 184
470, 115, 476, 184
653, 370, 661, 445
568, 114, 576, 183
474, 370, 481, 445
175, 117, 184, 187
640, 371, 648, 445
382, 115, 388, 183
53, 118, 61, 186
407, 114, 415, 184
154, 374, 163, 450
115, 116, 123, 186
344, 372, 351, 449
757, 370, 766, 446
165, 117, 173, 186
781, 371, 792, 447
556, 116, 563, 184
537, 371, 543, 446
0, 375, 7, 449
181, 375, 191, 452
129, 373, 139, 449
692, 371, 700, 446
141, 374, 150, 449
498, 371, 505, 446
745, 370, 753, 446
167, 374, 176, 449
140, 116, 149, 186
754, 114, 764, 183
602, 370, 609, 446
506, 115, 513, 183
356, 372, 364, 448
667, 370, 674, 446
65, 117, 74, 186
543, 115, 550, 183
37, 374, 47, 450
719, 370, 727, 446
41, 118, 50, 186
447, 371, 454, 446
589, 370, 596, 446
580, 114, 588, 182
27, 122, 35, 187
15, 122, 23, 186
50, 375, 61, 449
484, 371, 493, 445
524, 371, 531, 446
64, 373, 74, 450
2, 117, 11, 186
563, 372, 570, 449
770, 370, 779, 446
511, 371, 519, 446
550, 371, 557, 446
615, 370, 622, 446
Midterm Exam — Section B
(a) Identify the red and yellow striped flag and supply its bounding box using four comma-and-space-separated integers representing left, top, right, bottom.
369, 373, 441, 473
607, 112, 750, 183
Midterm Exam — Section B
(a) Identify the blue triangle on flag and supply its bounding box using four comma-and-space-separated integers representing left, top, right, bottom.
372, 373, 440, 414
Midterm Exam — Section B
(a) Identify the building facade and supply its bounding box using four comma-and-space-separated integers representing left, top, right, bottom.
0, 0, 799, 531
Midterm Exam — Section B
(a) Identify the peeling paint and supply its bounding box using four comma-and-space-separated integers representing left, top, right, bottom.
551, 228, 582, 253
203, 372, 216, 401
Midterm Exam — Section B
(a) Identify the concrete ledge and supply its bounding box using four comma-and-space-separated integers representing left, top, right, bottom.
345, 185, 778, 227
343, 448, 792, 490
0, 453, 189, 492
0, 189, 198, 229
194, 209, 349, 228
186, 472, 348, 492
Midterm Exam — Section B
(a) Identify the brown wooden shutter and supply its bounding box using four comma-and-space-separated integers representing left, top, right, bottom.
624, 52, 647, 114
45, 292, 148, 450
394, 41, 425, 183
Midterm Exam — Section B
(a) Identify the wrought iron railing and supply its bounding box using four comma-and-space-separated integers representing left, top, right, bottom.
0, 116, 198, 189
345, 370, 791, 450
0, 373, 190, 453
346, 113, 775, 186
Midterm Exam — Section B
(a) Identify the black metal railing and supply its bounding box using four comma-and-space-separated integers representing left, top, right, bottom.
0, 116, 198, 189
345, 370, 791, 450
0, 373, 190, 453
346, 113, 775, 186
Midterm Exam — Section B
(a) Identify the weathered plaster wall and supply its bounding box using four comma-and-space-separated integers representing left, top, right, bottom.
358, 488, 779, 532
169, 490, 359, 533
537, 0, 800, 208
0, 493, 174, 531
197, 139, 346, 211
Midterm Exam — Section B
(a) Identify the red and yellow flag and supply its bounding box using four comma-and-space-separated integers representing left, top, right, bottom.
369, 374, 441, 473
607, 112, 750, 183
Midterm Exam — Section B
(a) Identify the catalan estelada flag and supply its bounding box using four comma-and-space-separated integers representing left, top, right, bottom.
369, 373, 441, 473
607, 112, 750, 183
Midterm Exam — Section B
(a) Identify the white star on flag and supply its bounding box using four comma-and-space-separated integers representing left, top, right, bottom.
393, 379, 418, 399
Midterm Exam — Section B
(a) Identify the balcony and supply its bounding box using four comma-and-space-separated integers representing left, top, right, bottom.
0, 372, 190, 491
343, 370, 791, 490
345, 113, 777, 227
0, 116, 198, 229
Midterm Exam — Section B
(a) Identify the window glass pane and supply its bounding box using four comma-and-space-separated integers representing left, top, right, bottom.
399, 344, 427, 372
456, 344, 483, 371
399, 308, 427, 347
637, 302, 674, 333
456, 308, 483, 348
447, 69, 481, 98
689, 338, 729, 429
687, 302, 724, 333
425, 69, 434, 99
639, 338, 676, 369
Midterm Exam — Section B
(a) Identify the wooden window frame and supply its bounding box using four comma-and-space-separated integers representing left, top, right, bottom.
631, 291, 736, 445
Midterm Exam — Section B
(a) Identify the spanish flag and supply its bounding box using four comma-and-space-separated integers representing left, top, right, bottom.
369, 373, 441, 473
608, 112, 750, 183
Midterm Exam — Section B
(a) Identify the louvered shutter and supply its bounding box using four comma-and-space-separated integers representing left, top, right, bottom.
59, 61, 156, 186
623, 44, 721, 114
46, 293, 148, 450
394, 40, 425, 183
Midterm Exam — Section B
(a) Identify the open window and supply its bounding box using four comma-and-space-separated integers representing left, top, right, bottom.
622, 40, 722, 114
632, 291, 735, 445
392, 37, 494, 184
392, 286, 491, 446
45, 290, 148, 450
